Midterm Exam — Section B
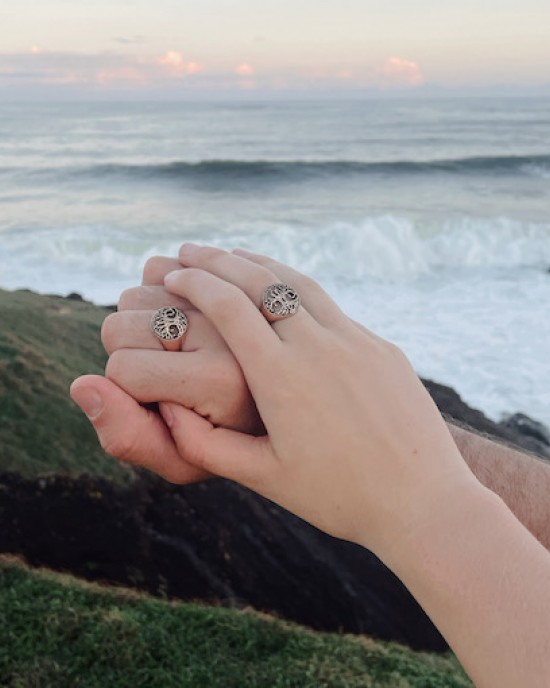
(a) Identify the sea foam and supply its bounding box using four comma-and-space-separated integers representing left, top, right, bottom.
1, 215, 549, 427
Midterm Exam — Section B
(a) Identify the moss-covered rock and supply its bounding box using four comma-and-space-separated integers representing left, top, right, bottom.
0, 288, 131, 482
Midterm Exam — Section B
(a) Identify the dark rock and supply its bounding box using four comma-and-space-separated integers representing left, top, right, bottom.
500, 413, 550, 448
422, 378, 550, 460
66, 292, 84, 301
0, 470, 446, 652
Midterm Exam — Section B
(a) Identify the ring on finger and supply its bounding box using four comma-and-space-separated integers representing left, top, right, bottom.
150, 306, 189, 351
260, 283, 301, 323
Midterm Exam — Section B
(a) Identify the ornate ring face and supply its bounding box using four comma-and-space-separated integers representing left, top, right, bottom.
150, 306, 188, 341
261, 283, 301, 322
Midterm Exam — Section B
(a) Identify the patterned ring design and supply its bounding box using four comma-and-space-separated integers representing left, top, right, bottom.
150, 306, 188, 342
261, 283, 301, 322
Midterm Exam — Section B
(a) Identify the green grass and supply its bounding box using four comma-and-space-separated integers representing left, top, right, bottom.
0, 557, 472, 688
0, 289, 132, 483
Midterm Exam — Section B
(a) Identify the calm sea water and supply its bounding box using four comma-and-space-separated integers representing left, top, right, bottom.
1, 98, 549, 425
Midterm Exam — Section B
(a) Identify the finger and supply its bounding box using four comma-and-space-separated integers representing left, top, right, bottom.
118, 285, 194, 312
102, 309, 218, 355
70, 375, 209, 484
177, 244, 320, 338
232, 248, 348, 328
142, 256, 181, 286
179, 244, 279, 307
159, 402, 274, 490
164, 268, 280, 386
105, 348, 233, 407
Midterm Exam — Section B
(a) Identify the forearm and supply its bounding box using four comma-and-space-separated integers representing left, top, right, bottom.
448, 422, 550, 549
381, 485, 550, 688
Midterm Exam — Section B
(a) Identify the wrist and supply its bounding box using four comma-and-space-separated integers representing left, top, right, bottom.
366, 476, 497, 573
369, 476, 550, 687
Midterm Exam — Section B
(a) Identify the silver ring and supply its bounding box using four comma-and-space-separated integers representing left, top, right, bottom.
150, 307, 188, 350
260, 283, 301, 323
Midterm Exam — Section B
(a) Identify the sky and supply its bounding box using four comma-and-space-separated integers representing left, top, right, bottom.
1, 0, 550, 99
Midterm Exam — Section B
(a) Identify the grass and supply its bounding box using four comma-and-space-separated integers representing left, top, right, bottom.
0, 556, 472, 688
0, 288, 132, 483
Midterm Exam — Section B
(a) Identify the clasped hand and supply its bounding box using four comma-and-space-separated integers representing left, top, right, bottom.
71, 245, 481, 561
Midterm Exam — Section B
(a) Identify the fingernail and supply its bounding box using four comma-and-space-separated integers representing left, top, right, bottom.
71, 387, 103, 420
179, 242, 199, 256
160, 403, 174, 428
233, 248, 252, 257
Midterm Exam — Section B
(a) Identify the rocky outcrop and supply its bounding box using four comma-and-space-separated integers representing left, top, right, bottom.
0, 471, 446, 652
423, 379, 550, 460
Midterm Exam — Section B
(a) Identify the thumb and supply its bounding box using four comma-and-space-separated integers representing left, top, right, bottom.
159, 401, 274, 490
70, 375, 208, 484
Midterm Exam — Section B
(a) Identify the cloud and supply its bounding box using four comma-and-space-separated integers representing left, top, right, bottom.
379, 57, 424, 87
235, 63, 254, 77
186, 62, 203, 75
0, 51, 153, 92
113, 35, 146, 45
157, 51, 203, 77
0, 49, 432, 97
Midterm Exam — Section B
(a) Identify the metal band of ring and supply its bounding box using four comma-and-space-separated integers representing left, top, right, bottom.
150, 307, 188, 349
261, 283, 301, 323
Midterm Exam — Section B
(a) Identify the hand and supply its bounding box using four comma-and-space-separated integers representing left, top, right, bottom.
154, 244, 482, 558
102, 256, 261, 434
73, 251, 353, 483
71, 257, 259, 484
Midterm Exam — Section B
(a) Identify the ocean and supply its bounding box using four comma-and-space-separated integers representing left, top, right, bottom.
0, 98, 549, 426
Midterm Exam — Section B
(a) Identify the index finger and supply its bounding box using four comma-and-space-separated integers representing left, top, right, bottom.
142, 256, 181, 285
164, 268, 281, 385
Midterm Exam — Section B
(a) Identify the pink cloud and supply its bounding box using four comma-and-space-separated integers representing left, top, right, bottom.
157, 50, 185, 75
157, 51, 202, 77
235, 63, 254, 77
379, 57, 424, 87
185, 61, 203, 75
30, 45, 43, 55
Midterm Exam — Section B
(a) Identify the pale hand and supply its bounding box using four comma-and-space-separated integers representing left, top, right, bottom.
154, 244, 482, 556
